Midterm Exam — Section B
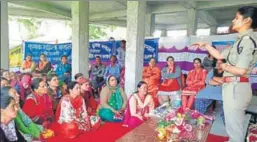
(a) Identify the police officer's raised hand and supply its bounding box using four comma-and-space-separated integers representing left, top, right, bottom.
191, 42, 224, 60
190, 42, 209, 48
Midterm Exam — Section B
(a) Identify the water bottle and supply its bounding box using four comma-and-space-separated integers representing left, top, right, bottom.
171, 94, 181, 108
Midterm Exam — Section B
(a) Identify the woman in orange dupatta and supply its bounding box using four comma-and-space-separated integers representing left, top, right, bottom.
21, 55, 36, 73
182, 58, 207, 109
35, 53, 52, 74
142, 58, 161, 108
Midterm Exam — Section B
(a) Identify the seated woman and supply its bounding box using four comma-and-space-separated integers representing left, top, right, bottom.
1, 77, 9, 87
22, 78, 54, 125
123, 81, 154, 128
59, 81, 69, 96
78, 78, 98, 115
35, 53, 52, 74
202, 51, 215, 72
14, 73, 32, 106
55, 82, 101, 139
142, 58, 161, 107
98, 75, 127, 122
182, 58, 207, 109
10, 72, 19, 88
0, 87, 26, 142
47, 74, 63, 112
195, 59, 225, 122
20, 55, 36, 73
158, 56, 182, 106
2, 70, 11, 82
6, 86, 43, 141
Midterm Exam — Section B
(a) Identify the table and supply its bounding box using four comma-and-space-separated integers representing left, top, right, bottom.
116, 118, 213, 142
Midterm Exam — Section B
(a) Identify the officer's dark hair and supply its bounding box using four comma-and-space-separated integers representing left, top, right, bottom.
95, 56, 101, 59
238, 6, 257, 29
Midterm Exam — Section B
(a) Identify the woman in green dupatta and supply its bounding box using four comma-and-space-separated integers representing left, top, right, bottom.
98, 75, 127, 122
7, 86, 43, 141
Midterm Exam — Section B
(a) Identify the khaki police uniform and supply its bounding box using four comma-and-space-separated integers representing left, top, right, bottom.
221, 29, 257, 142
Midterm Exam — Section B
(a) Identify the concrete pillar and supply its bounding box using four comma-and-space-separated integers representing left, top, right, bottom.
161, 29, 167, 37
1, 1, 9, 70
125, 1, 146, 96
71, 1, 89, 79
145, 13, 155, 37
187, 8, 197, 36
210, 26, 217, 35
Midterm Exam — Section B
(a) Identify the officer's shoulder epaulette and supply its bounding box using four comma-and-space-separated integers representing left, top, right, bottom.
242, 36, 250, 40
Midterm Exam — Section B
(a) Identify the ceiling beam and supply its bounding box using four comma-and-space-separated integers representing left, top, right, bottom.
114, 1, 126, 7
8, 7, 70, 20
9, 1, 127, 21
164, 23, 209, 31
93, 20, 127, 27
90, 10, 126, 21
9, 2, 71, 18
151, 1, 257, 14
182, 0, 197, 9
151, 4, 185, 14
198, 1, 257, 10
198, 10, 217, 26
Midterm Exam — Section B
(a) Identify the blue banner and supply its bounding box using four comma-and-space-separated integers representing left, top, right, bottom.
24, 42, 72, 65
212, 41, 234, 52
144, 38, 159, 63
24, 39, 159, 65
114, 38, 159, 63
89, 41, 114, 62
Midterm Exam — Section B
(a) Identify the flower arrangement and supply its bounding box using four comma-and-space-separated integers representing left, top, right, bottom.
156, 107, 214, 141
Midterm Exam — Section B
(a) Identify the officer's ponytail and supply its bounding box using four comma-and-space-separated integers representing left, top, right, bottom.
238, 6, 257, 29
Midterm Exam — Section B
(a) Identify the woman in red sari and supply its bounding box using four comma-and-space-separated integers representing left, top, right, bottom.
142, 58, 161, 107
182, 58, 207, 109
55, 82, 100, 139
77, 78, 98, 115
22, 78, 54, 125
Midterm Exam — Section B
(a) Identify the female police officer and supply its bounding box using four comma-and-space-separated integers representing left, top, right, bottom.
193, 6, 257, 142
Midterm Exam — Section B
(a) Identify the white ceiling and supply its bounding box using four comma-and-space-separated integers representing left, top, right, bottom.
7, 1, 257, 31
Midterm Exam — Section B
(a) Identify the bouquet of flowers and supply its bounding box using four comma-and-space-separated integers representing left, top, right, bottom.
156, 107, 214, 140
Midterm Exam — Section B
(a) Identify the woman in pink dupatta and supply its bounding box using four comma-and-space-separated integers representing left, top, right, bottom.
123, 81, 154, 128
14, 74, 32, 106
181, 58, 207, 109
